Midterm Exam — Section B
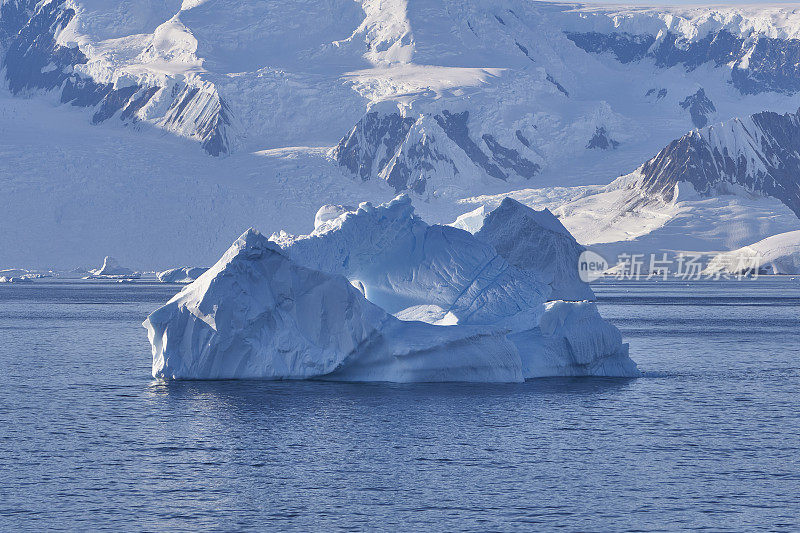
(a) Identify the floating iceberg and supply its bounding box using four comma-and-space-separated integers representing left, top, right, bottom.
144, 229, 521, 381
144, 196, 638, 382
453, 198, 594, 301
513, 301, 635, 377
87, 256, 139, 279
157, 267, 208, 283
0, 275, 33, 283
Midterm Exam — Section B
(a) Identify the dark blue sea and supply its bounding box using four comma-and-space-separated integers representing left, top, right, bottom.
1, 278, 799, 531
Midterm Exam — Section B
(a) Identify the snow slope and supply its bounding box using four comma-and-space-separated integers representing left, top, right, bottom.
706, 230, 800, 275
462, 175, 800, 271
0, 87, 394, 270
5, 0, 800, 163
633, 109, 800, 218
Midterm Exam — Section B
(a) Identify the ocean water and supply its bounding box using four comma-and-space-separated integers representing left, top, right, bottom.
1, 279, 799, 531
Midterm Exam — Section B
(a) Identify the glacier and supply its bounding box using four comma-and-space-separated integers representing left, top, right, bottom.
144, 196, 638, 382
706, 230, 800, 276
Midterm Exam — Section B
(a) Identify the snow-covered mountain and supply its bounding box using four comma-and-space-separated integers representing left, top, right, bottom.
563, 4, 800, 96
460, 107, 800, 266
635, 109, 800, 219
3, 1, 800, 269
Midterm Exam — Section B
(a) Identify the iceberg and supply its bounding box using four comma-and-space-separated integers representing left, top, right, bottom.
0, 276, 33, 283
156, 267, 208, 283
144, 229, 522, 382
144, 196, 638, 382
453, 198, 594, 301
513, 301, 636, 377
272, 195, 548, 325
87, 256, 139, 279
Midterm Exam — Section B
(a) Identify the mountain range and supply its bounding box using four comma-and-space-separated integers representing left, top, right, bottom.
2, 0, 800, 269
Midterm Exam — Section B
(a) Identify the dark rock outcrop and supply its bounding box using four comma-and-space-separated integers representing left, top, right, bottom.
679, 88, 716, 128
567, 29, 800, 95
586, 127, 620, 150
334, 110, 540, 193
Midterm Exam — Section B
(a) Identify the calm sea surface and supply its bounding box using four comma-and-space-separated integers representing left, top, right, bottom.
1, 279, 799, 531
